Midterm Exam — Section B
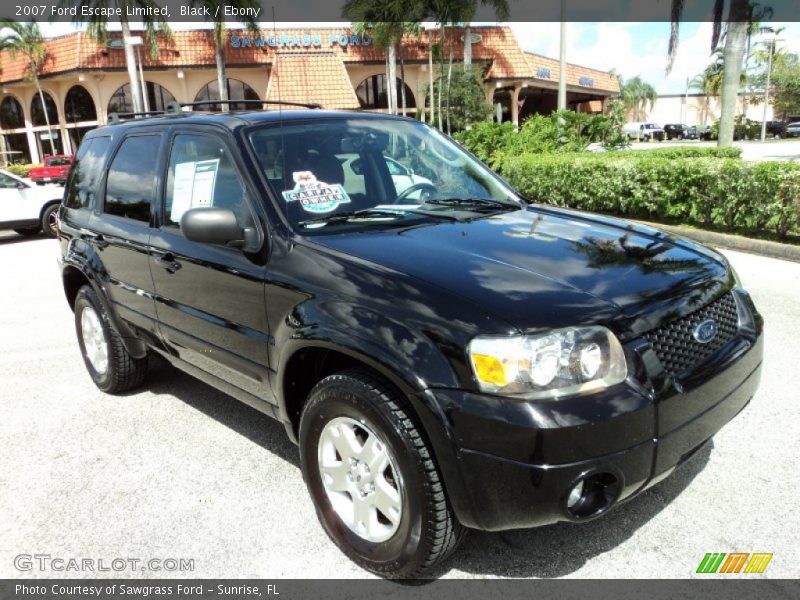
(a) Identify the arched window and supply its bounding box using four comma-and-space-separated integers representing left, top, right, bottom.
31, 91, 59, 126
193, 79, 260, 111
356, 75, 416, 110
64, 85, 97, 123
107, 81, 176, 114
0, 96, 25, 129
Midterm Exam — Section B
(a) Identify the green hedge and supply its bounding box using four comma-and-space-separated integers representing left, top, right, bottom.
4, 163, 36, 178
617, 146, 742, 159
502, 154, 800, 239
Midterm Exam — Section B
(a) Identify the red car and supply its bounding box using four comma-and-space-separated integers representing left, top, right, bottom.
28, 154, 73, 185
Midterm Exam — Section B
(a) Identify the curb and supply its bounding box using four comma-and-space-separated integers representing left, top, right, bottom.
636, 220, 800, 263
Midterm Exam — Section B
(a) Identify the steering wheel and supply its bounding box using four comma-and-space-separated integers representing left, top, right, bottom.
393, 182, 437, 203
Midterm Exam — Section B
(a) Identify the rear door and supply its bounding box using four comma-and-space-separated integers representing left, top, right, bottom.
148, 129, 272, 401
87, 132, 163, 341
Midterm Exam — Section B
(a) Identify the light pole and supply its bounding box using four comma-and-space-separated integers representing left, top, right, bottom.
557, 0, 567, 112
760, 35, 783, 142
127, 36, 149, 113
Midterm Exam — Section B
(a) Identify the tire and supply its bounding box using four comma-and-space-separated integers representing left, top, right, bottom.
41, 203, 59, 237
677, 134, 684, 141
74, 285, 147, 393
14, 227, 39, 236
299, 369, 465, 578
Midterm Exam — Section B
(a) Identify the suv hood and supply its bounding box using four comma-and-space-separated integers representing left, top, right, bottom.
311, 206, 731, 339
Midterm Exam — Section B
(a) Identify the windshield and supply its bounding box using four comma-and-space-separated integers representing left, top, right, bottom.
247, 117, 521, 233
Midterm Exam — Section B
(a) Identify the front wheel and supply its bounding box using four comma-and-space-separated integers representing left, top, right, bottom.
299, 369, 464, 578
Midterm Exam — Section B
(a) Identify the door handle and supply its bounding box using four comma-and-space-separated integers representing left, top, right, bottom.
155, 253, 182, 273
93, 234, 109, 249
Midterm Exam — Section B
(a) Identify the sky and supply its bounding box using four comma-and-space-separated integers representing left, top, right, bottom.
36, 20, 800, 96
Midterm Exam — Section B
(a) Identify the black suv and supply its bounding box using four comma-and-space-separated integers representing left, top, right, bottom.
58, 105, 764, 578
663, 123, 692, 140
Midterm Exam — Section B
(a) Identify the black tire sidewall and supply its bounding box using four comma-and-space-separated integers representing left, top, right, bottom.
41, 204, 59, 237
299, 381, 428, 575
74, 287, 114, 391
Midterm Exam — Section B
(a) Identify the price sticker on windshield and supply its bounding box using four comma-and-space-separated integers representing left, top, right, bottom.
283, 171, 351, 214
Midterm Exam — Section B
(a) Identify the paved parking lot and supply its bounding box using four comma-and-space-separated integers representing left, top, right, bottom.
629, 138, 800, 162
1, 231, 798, 579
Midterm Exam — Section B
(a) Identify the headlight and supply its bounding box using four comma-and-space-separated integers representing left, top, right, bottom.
468, 326, 627, 398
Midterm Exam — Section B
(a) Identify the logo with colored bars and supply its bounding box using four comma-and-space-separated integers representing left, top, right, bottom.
697, 552, 773, 574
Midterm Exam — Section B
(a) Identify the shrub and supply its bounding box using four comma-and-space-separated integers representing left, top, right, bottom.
4, 163, 36, 178
501, 153, 800, 239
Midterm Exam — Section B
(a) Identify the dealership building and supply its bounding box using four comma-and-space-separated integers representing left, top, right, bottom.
0, 25, 619, 164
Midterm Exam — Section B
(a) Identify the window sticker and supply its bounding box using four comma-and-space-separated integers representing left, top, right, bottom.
282, 171, 351, 214
170, 159, 220, 222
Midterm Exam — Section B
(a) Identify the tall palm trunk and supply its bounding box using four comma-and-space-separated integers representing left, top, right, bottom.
463, 24, 471, 71
387, 42, 398, 115
718, 0, 750, 147
399, 43, 407, 115
437, 22, 444, 130
120, 19, 144, 113
215, 23, 229, 112
32, 70, 55, 156
428, 36, 435, 125
446, 26, 454, 134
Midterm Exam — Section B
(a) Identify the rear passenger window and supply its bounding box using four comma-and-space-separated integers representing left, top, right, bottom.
163, 134, 247, 228
64, 137, 111, 209
104, 135, 161, 222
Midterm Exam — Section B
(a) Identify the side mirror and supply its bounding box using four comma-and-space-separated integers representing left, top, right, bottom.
180, 208, 246, 247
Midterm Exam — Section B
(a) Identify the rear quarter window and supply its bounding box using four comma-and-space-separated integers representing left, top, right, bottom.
63, 137, 112, 210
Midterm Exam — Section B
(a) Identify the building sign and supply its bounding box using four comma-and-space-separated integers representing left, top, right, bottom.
230, 32, 372, 49
579, 76, 595, 88
537, 67, 551, 79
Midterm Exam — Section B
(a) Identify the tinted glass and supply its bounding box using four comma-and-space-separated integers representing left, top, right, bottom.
64, 137, 111, 210
104, 136, 161, 222
163, 134, 248, 228
248, 118, 518, 232
0, 173, 20, 189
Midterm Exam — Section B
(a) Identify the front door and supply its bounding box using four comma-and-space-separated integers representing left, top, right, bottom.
148, 130, 272, 401
0, 172, 33, 224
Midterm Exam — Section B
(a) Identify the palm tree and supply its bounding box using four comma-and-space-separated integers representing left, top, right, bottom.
667, 0, 768, 147
620, 76, 657, 122
63, 0, 171, 115
0, 20, 56, 155
459, 0, 509, 70
344, 1, 423, 116
189, 0, 259, 112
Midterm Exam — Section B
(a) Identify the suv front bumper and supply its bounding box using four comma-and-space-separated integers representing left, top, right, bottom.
423, 319, 763, 531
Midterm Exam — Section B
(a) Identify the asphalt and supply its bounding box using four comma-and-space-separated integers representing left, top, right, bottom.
0, 232, 797, 579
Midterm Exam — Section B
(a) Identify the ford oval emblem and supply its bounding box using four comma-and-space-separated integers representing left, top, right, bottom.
693, 319, 718, 344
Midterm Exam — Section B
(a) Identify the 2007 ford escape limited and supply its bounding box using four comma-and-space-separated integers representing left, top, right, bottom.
58, 104, 763, 578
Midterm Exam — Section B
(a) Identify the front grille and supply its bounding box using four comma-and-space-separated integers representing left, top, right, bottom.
644, 292, 739, 378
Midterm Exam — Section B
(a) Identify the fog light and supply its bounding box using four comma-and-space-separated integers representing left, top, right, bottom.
566, 480, 584, 509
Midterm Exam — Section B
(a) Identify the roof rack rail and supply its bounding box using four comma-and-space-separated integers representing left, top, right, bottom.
108, 110, 167, 124
165, 99, 322, 113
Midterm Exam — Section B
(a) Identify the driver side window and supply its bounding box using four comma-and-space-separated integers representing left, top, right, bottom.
163, 134, 249, 228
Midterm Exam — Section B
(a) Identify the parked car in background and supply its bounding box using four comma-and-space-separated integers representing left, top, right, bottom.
28, 154, 73, 185
623, 122, 665, 142
663, 124, 693, 140
786, 122, 800, 138
765, 121, 787, 138
0, 168, 63, 236
696, 125, 714, 140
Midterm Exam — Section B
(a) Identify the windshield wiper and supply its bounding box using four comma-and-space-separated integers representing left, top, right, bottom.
422, 197, 520, 210
298, 208, 407, 227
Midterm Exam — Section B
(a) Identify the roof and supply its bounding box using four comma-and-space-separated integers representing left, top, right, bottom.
264, 53, 360, 110
524, 52, 620, 93
0, 26, 613, 88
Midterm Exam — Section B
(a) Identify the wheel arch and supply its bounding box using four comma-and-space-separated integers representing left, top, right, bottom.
61, 260, 147, 359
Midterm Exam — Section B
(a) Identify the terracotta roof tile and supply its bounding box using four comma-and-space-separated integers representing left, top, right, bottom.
0, 26, 619, 95
264, 52, 360, 109
525, 52, 620, 93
